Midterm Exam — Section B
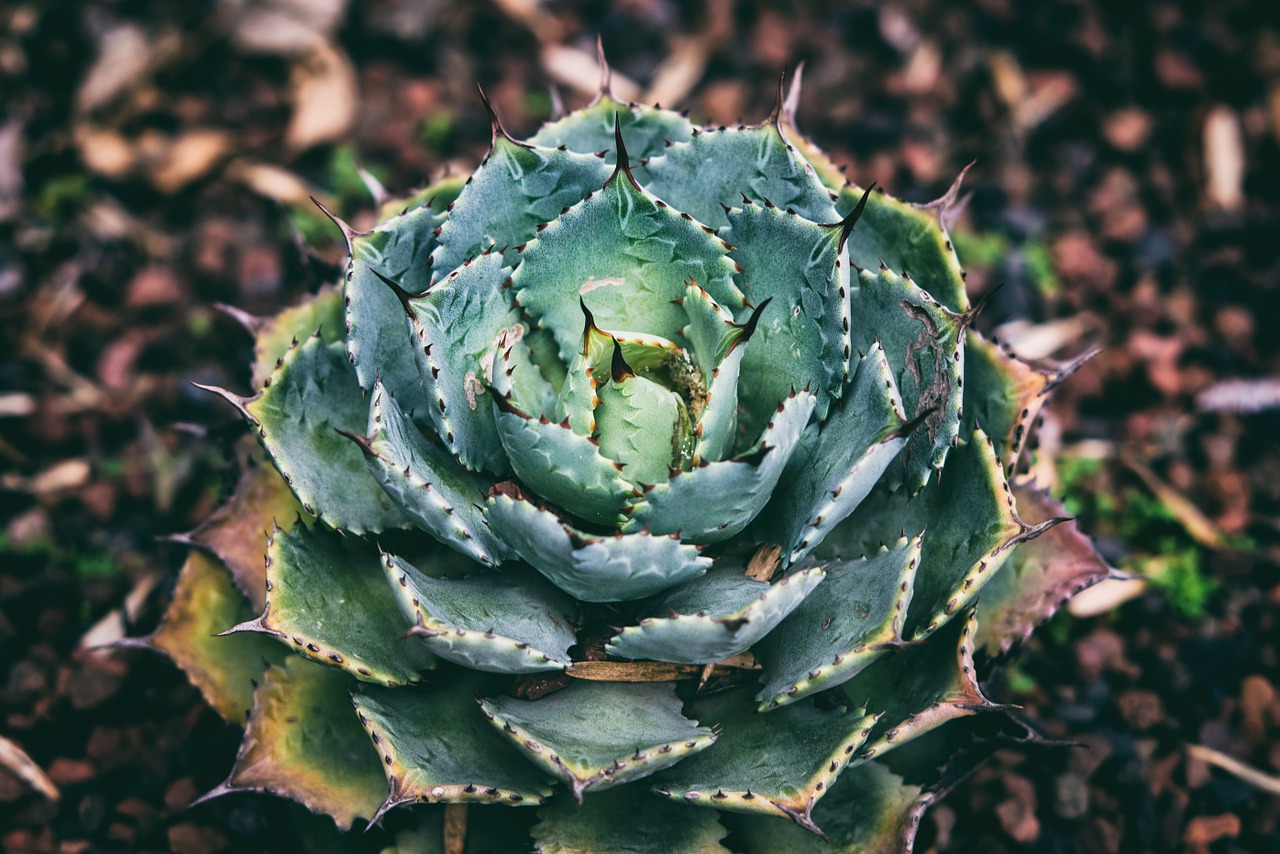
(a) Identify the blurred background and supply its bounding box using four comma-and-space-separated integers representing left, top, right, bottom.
1, 0, 1278, 851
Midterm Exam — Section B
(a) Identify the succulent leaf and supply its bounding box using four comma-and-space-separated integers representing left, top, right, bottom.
531, 787, 729, 854
354, 677, 555, 809
644, 125, 839, 228
432, 135, 611, 275
623, 389, 815, 543
354, 379, 514, 566
485, 494, 711, 601
510, 163, 743, 367
725, 760, 930, 854
753, 537, 921, 712
151, 552, 288, 724
185, 455, 302, 609
759, 344, 909, 564
840, 609, 997, 759
480, 682, 716, 801
652, 690, 877, 833
346, 207, 439, 417
974, 482, 1112, 655
228, 522, 435, 685
383, 552, 577, 674
242, 337, 415, 533
529, 98, 696, 163
493, 404, 637, 527
204, 656, 387, 831
836, 183, 970, 314
721, 201, 850, 431
236, 285, 345, 390
606, 564, 826, 664
402, 251, 527, 474
847, 266, 963, 495
961, 329, 1054, 472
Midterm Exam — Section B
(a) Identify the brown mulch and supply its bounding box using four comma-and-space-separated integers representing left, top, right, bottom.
2, 1, 1278, 852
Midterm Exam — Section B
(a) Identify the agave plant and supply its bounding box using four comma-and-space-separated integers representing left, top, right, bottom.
140, 52, 1112, 852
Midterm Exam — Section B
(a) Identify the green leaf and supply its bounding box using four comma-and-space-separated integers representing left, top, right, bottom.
651, 691, 876, 834
353, 677, 555, 811
480, 682, 715, 801
961, 329, 1053, 473
185, 455, 303, 609
624, 390, 815, 543
529, 97, 695, 163
818, 430, 1054, 640
595, 371, 686, 486
494, 405, 636, 528
837, 183, 970, 313
532, 788, 728, 854
432, 136, 610, 276
753, 537, 920, 712
606, 565, 826, 664
246, 286, 345, 389
347, 206, 440, 417
405, 251, 524, 474
375, 173, 465, 225
205, 656, 386, 831
510, 172, 742, 367
151, 552, 288, 724
383, 552, 577, 674
725, 760, 930, 854
974, 482, 1111, 656
485, 494, 711, 602
839, 610, 998, 760
229, 523, 435, 685
353, 380, 513, 566
847, 266, 963, 496
644, 125, 839, 229
242, 337, 414, 534
759, 345, 908, 564
722, 202, 849, 433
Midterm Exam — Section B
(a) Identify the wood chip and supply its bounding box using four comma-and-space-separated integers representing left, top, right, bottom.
744, 544, 781, 581
443, 803, 467, 854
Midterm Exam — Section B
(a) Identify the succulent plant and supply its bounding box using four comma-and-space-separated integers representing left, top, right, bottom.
139, 52, 1113, 853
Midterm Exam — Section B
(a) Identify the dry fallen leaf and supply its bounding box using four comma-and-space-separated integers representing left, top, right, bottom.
222, 0, 348, 56
1196, 377, 1280, 414
149, 129, 232, 193
0, 737, 59, 801
285, 41, 358, 151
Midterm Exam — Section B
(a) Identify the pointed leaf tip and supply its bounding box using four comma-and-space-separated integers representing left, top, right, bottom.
959, 282, 1005, 329
608, 115, 641, 190
476, 83, 521, 148
310, 196, 358, 245
783, 61, 805, 126
610, 339, 636, 383
838, 182, 876, 250
728, 297, 773, 354
595, 35, 614, 101
369, 269, 418, 320
191, 382, 254, 418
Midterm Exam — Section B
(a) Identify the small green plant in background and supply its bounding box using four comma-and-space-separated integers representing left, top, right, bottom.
1057, 454, 1218, 618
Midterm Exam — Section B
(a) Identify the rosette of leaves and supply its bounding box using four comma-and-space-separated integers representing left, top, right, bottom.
137, 54, 1113, 853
